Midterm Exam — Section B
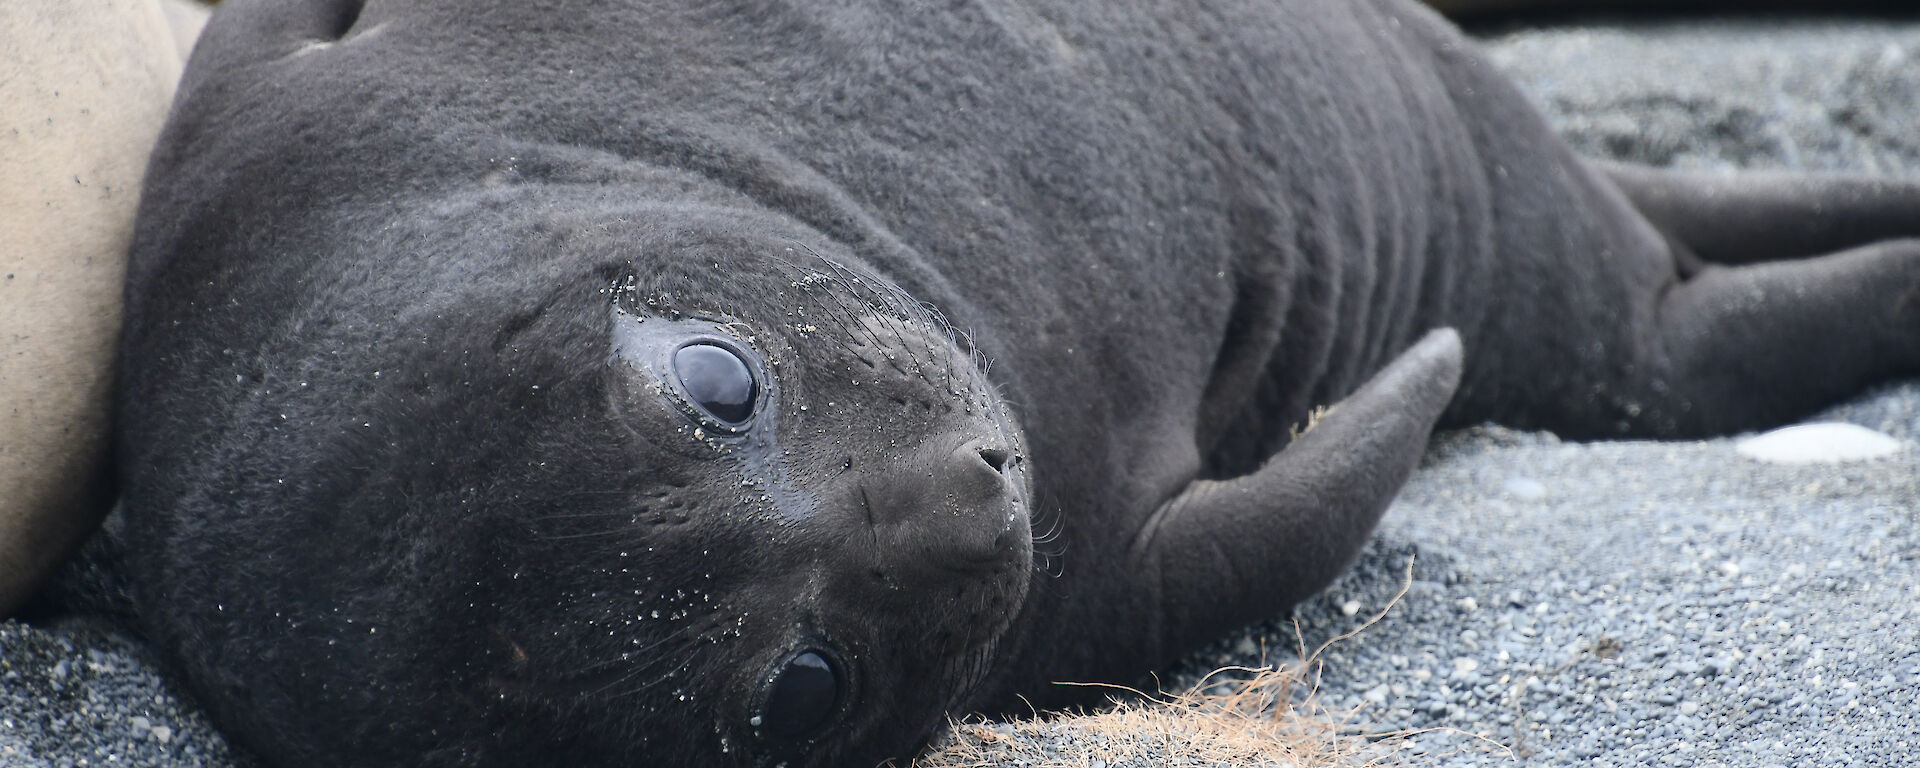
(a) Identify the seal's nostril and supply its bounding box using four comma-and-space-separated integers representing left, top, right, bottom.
977, 447, 1011, 473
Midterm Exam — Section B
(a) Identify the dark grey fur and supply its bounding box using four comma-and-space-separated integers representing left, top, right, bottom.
117, 0, 1920, 766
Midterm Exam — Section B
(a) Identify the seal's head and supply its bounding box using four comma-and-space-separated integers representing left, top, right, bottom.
123, 200, 1034, 767
568, 230, 1036, 767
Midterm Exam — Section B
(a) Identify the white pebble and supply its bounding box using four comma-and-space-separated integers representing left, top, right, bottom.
1735, 422, 1905, 464
1503, 477, 1547, 500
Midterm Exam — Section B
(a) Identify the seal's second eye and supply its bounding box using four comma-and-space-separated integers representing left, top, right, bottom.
761, 650, 842, 741
673, 343, 757, 425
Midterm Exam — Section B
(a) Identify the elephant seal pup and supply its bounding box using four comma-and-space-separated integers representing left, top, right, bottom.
119, 0, 1920, 766
0, 0, 207, 616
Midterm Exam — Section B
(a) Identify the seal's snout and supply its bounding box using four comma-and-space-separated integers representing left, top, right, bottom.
949, 437, 1017, 504
976, 444, 1012, 473
856, 434, 1026, 577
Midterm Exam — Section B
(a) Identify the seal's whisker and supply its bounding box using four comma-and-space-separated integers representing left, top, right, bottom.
773, 243, 987, 396
586, 653, 698, 700
1035, 544, 1067, 580
877, 317, 918, 378
790, 251, 893, 354
802, 278, 878, 356
557, 623, 702, 682
776, 278, 871, 362
813, 272, 897, 361
529, 511, 630, 520
530, 528, 641, 542
1028, 493, 1067, 579
934, 312, 968, 394
863, 280, 939, 380
1029, 503, 1065, 548
833, 294, 904, 364
768, 265, 871, 361
601, 650, 720, 702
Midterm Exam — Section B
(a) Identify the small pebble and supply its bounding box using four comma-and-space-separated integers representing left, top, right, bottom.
1504, 477, 1548, 500
1735, 422, 1905, 464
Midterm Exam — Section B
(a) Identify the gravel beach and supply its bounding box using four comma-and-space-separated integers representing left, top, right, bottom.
5, 14, 1919, 768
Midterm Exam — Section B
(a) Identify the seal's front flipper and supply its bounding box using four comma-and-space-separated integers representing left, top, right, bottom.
1130, 329, 1463, 660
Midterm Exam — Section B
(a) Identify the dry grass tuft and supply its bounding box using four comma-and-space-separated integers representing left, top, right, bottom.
914, 664, 1380, 768
1289, 404, 1337, 443
914, 560, 1426, 768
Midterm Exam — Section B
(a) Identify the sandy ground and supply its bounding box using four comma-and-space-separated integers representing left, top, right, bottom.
5, 14, 1919, 768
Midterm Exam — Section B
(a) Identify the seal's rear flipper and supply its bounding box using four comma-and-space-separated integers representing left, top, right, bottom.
1129, 328, 1462, 661
1597, 160, 1920, 266
1637, 239, 1920, 435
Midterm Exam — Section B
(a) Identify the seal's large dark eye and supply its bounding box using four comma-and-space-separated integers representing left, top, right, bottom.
673, 343, 757, 426
759, 650, 842, 741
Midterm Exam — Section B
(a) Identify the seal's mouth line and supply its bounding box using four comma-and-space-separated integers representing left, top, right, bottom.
859, 484, 880, 547
935, 551, 1015, 574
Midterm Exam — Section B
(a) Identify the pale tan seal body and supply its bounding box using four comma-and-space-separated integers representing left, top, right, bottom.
0, 0, 207, 615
